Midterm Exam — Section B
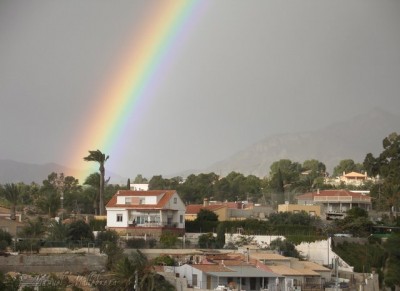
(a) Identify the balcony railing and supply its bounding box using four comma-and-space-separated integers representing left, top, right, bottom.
314, 196, 371, 203
128, 221, 178, 228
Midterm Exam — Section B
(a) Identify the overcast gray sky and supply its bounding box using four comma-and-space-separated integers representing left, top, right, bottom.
1, 0, 400, 180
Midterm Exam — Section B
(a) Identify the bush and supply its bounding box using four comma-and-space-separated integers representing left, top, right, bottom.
96, 230, 119, 244
0, 229, 12, 246
152, 255, 176, 266
198, 233, 217, 248
15, 239, 41, 253
126, 238, 146, 248
68, 220, 94, 241
159, 231, 178, 248
89, 219, 107, 231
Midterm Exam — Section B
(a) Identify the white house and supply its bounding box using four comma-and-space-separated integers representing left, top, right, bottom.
174, 254, 282, 291
105, 190, 185, 237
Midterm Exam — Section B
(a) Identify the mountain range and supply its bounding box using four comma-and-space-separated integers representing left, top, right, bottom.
0, 108, 399, 184
203, 108, 400, 177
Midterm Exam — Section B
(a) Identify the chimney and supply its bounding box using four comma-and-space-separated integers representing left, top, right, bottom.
317, 188, 320, 194
203, 198, 209, 207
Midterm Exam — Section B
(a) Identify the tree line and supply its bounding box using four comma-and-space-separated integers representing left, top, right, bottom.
1, 132, 399, 218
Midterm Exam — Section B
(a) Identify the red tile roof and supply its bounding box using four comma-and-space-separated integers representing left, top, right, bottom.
297, 189, 368, 200
343, 171, 366, 178
105, 190, 176, 209
192, 264, 234, 272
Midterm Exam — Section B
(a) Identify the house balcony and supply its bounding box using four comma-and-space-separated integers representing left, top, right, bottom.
127, 220, 179, 228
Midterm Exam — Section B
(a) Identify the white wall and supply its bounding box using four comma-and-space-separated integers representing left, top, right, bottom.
226, 234, 353, 272
175, 265, 203, 288
106, 209, 128, 227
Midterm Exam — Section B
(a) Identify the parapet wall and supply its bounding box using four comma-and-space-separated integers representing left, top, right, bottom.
0, 254, 107, 273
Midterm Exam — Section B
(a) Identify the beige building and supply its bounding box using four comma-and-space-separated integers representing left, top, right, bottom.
278, 204, 321, 217
0, 217, 25, 237
185, 199, 274, 221
325, 171, 375, 186
250, 252, 331, 289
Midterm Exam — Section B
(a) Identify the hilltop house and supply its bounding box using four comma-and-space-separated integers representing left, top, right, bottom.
325, 171, 375, 186
105, 190, 185, 237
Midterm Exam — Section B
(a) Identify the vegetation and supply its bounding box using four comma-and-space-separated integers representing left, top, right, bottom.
152, 254, 176, 266
111, 250, 175, 291
0, 229, 12, 251
0, 183, 21, 220
83, 149, 109, 216
364, 132, 400, 221
159, 231, 179, 248
269, 238, 302, 259
0, 133, 399, 288
196, 208, 218, 222
198, 233, 217, 248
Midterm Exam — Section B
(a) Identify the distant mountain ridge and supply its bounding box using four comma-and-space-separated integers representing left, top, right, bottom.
0, 159, 126, 184
0, 159, 75, 184
204, 108, 400, 177
1, 108, 399, 183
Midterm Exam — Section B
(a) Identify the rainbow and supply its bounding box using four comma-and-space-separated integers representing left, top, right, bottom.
68, 1, 204, 181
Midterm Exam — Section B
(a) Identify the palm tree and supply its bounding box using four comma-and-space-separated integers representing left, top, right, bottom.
1, 183, 21, 220
20, 217, 46, 238
84, 173, 101, 215
47, 219, 69, 241
84, 150, 109, 215
113, 250, 156, 291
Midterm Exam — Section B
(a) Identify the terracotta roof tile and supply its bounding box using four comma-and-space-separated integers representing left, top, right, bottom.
267, 265, 305, 276
185, 204, 226, 214
105, 190, 176, 209
250, 253, 290, 261
343, 171, 366, 178
192, 264, 234, 272
297, 189, 369, 200
301, 261, 330, 272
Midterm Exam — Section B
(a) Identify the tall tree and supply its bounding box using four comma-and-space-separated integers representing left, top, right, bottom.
378, 132, 400, 182
84, 150, 109, 215
333, 159, 364, 177
364, 133, 400, 219
84, 173, 100, 215
113, 250, 157, 290
0, 183, 21, 220
302, 159, 326, 175
133, 174, 148, 184
269, 159, 302, 187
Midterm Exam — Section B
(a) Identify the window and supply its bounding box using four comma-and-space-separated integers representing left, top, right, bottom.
192, 274, 198, 286
139, 198, 145, 205
180, 215, 183, 223
116, 214, 123, 222
173, 197, 177, 204
125, 197, 132, 204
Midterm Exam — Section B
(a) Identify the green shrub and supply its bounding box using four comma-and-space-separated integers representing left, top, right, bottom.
89, 219, 107, 231
0, 229, 12, 246
15, 239, 41, 253
126, 238, 146, 248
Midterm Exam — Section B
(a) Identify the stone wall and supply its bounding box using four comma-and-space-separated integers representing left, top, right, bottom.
0, 254, 107, 273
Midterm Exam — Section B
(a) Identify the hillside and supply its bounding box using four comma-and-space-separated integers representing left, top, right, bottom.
0, 159, 126, 184
204, 108, 400, 177
1, 108, 399, 183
